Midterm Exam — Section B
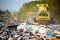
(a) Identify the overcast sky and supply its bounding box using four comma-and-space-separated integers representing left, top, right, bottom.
0, 0, 34, 12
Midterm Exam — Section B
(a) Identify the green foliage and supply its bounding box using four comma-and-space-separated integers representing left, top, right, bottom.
49, 0, 60, 24
18, 1, 48, 22
17, 0, 60, 23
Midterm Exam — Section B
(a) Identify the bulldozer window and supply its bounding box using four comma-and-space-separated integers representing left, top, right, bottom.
39, 12, 48, 16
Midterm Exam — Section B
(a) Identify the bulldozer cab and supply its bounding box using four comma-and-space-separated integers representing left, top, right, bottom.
35, 4, 51, 24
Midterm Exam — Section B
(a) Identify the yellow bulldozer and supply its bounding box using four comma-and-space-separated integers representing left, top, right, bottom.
34, 4, 55, 24
26, 4, 55, 24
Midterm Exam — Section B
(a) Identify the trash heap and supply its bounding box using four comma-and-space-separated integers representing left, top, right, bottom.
0, 22, 60, 40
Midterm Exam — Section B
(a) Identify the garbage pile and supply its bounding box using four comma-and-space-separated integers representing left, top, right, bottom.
0, 22, 60, 40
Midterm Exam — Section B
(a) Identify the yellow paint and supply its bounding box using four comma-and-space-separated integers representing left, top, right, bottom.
35, 4, 51, 24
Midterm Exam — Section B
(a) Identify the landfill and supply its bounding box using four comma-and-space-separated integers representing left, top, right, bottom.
0, 22, 60, 40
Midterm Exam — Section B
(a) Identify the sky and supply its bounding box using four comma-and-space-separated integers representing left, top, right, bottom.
0, 0, 34, 12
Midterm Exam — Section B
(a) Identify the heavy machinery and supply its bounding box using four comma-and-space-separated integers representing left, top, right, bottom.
33, 4, 55, 24
27, 4, 55, 24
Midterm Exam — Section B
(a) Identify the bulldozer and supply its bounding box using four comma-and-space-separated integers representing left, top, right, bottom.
26, 4, 55, 24
34, 4, 55, 24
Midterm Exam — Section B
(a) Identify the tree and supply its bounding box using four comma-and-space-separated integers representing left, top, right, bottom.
17, 0, 60, 23
49, 0, 60, 23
